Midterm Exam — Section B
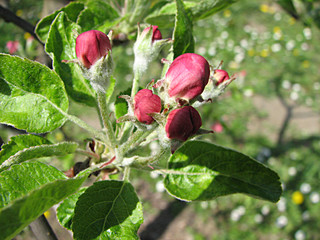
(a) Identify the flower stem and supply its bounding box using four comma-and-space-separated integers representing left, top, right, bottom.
97, 90, 117, 148
123, 166, 131, 181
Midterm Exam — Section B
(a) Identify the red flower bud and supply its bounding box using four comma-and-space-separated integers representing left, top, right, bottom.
142, 25, 162, 42
134, 89, 162, 124
166, 53, 210, 101
165, 106, 202, 141
76, 30, 111, 68
214, 69, 230, 86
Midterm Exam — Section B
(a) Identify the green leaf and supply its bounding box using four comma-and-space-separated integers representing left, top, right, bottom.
128, 0, 151, 25
77, 0, 120, 32
145, 0, 237, 28
0, 135, 78, 172
0, 54, 69, 133
164, 141, 282, 202
0, 162, 88, 240
72, 180, 143, 240
57, 187, 87, 230
173, 0, 195, 58
115, 88, 131, 119
106, 76, 116, 103
145, 1, 196, 28
0, 134, 50, 165
35, 2, 85, 43
46, 12, 96, 107
191, 0, 238, 20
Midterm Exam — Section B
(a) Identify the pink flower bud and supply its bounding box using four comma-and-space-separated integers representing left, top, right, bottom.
214, 69, 230, 86
134, 89, 162, 124
142, 25, 162, 42
211, 122, 223, 133
165, 106, 202, 141
6, 41, 20, 54
166, 53, 210, 101
76, 30, 111, 68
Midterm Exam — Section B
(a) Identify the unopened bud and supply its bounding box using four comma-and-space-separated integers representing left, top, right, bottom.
142, 25, 162, 42
133, 25, 171, 77
76, 30, 111, 69
165, 106, 202, 141
214, 69, 230, 86
74, 30, 113, 93
134, 89, 162, 124
166, 53, 210, 101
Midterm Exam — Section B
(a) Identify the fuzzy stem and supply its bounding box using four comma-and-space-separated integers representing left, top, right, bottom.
97, 91, 117, 148
123, 166, 131, 181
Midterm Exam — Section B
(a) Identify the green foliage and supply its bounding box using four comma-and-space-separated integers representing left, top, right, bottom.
72, 181, 143, 240
77, 0, 119, 32
35, 2, 85, 43
0, 134, 78, 172
0, 54, 68, 133
45, 12, 96, 107
173, 0, 195, 58
164, 141, 281, 202
57, 187, 87, 230
0, 162, 88, 240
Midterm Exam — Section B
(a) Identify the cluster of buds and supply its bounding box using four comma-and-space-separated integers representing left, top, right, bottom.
120, 50, 233, 149
73, 26, 234, 153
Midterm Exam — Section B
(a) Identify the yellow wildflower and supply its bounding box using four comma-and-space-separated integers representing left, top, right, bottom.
260, 49, 269, 58
260, 4, 269, 13
292, 191, 304, 205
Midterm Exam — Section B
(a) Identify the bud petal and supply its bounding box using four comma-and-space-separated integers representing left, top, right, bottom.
76, 30, 111, 68
165, 106, 202, 141
134, 89, 162, 124
214, 69, 230, 86
142, 25, 162, 42
166, 53, 210, 101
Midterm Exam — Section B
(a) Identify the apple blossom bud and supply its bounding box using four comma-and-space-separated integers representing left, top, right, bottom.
133, 25, 171, 85
165, 106, 202, 141
214, 69, 230, 86
76, 30, 111, 69
134, 89, 162, 124
166, 53, 210, 101
142, 25, 162, 42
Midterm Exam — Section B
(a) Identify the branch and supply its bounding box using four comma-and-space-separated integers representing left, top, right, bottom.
139, 199, 187, 240
29, 214, 58, 240
0, 5, 43, 45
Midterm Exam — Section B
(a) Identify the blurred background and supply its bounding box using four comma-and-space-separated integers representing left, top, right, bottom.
1, 0, 320, 239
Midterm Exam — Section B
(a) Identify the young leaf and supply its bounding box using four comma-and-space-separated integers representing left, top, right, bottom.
0, 135, 78, 172
35, 2, 85, 43
0, 54, 69, 133
191, 0, 238, 20
164, 141, 282, 202
57, 187, 87, 230
72, 180, 143, 240
173, 0, 195, 59
0, 161, 88, 240
46, 12, 96, 107
128, 0, 151, 25
115, 88, 131, 119
0, 134, 50, 165
77, 0, 119, 32
145, 1, 196, 29
106, 76, 116, 104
